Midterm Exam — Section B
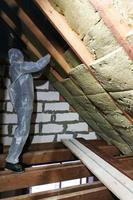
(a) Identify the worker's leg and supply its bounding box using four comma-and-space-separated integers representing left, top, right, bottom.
6, 103, 33, 164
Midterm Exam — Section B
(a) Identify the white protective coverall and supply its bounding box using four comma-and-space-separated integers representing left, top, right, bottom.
6, 48, 51, 164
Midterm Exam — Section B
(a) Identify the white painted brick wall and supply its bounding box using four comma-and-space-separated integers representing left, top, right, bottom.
36, 91, 59, 101
32, 135, 55, 143
42, 124, 64, 133
55, 113, 79, 122
57, 134, 74, 141
67, 122, 88, 132
45, 102, 69, 111
0, 125, 8, 135
0, 78, 93, 145
6, 102, 13, 112
33, 113, 51, 123
2, 113, 17, 124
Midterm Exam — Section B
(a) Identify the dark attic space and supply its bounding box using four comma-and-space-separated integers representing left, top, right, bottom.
0, 0, 133, 199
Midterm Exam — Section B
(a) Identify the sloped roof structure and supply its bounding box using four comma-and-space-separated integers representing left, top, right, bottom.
1, 0, 133, 155
1, 0, 133, 199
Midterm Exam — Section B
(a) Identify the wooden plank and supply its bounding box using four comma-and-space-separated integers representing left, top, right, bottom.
41, 187, 114, 200
3, 182, 104, 200
2, 139, 108, 153
0, 162, 91, 192
0, 140, 119, 169
0, 149, 77, 169
88, 0, 133, 60
79, 139, 132, 176
35, 0, 94, 66
63, 139, 133, 200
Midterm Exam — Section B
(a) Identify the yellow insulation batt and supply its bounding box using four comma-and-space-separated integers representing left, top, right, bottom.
50, 0, 119, 59
49, 0, 133, 154
48, 70, 132, 154
113, 0, 133, 27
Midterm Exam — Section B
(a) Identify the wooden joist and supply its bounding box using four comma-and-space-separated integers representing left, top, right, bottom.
2, 182, 114, 200
63, 139, 133, 200
1, 139, 133, 199
42, 186, 114, 200
0, 139, 120, 169
80, 139, 133, 174
0, 162, 90, 192
0, 148, 76, 169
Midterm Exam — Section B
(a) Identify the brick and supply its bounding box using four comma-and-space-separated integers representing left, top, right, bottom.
6, 102, 13, 112
57, 134, 74, 141
36, 91, 59, 101
77, 132, 97, 140
45, 102, 69, 111
35, 80, 49, 90
33, 103, 43, 113
42, 124, 64, 133
2, 113, 17, 124
55, 113, 79, 122
0, 125, 8, 135
32, 134, 55, 143
0, 136, 12, 145
34, 113, 51, 123
67, 122, 88, 132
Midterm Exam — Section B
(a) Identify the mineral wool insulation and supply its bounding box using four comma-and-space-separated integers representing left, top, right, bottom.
50, 0, 133, 154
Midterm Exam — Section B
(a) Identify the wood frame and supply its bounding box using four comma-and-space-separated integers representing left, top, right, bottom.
62, 139, 133, 200
0, 139, 133, 197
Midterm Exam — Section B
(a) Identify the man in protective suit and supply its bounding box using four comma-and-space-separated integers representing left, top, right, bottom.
5, 48, 51, 172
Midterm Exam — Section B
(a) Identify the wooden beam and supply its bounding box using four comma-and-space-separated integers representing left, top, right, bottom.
42, 187, 114, 200
3, 182, 105, 200
0, 162, 91, 192
0, 140, 119, 169
2, 139, 108, 154
63, 139, 133, 200
35, 0, 94, 67
0, 149, 77, 169
79, 138, 132, 175
88, 0, 133, 60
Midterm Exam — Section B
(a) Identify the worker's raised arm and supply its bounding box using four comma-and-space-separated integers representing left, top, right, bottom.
22, 54, 51, 74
